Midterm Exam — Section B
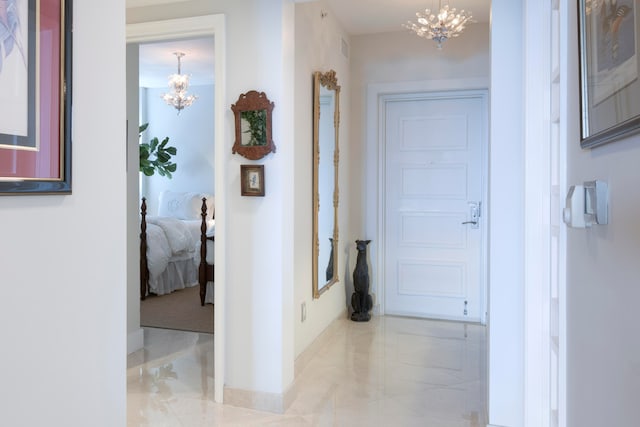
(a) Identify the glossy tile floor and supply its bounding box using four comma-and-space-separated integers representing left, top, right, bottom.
127, 316, 486, 426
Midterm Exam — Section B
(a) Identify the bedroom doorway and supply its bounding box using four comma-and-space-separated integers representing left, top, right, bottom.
126, 15, 227, 403
137, 36, 215, 334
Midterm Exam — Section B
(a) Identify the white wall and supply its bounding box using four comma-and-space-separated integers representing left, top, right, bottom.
566, 138, 640, 427
293, 1, 352, 358
565, 3, 640, 426
0, 1, 126, 425
128, 0, 298, 399
140, 84, 215, 215
350, 25, 490, 310
488, 1, 524, 425
350, 24, 490, 84
219, 0, 294, 397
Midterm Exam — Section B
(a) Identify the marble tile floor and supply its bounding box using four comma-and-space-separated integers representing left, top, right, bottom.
127, 316, 486, 426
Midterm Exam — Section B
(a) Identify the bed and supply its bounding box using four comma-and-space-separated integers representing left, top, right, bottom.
140, 191, 214, 306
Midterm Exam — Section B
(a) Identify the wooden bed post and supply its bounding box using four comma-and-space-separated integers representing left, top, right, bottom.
199, 198, 209, 306
140, 195, 213, 306
140, 197, 149, 300
199, 198, 206, 306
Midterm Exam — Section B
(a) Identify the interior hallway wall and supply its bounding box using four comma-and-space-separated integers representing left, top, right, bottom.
128, 0, 299, 401
293, 0, 353, 358
565, 3, 640, 426
0, 1, 127, 425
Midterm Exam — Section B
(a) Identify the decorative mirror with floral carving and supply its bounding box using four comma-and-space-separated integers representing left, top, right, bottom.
231, 91, 275, 160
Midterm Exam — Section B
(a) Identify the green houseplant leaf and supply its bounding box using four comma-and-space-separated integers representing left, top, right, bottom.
241, 110, 267, 146
139, 123, 177, 179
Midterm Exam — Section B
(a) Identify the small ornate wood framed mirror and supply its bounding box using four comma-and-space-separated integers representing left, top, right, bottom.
231, 90, 276, 160
312, 70, 340, 299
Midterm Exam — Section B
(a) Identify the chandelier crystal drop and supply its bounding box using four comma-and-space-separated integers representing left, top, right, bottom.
403, 1, 474, 49
162, 52, 198, 114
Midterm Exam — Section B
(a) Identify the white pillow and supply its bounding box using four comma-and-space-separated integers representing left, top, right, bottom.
157, 191, 201, 220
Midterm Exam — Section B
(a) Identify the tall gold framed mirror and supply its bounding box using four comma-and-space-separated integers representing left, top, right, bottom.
312, 70, 340, 299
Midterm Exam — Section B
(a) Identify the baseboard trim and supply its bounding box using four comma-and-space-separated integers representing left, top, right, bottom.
224, 385, 296, 414
225, 310, 348, 413
127, 328, 144, 354
294, 308, 348, 377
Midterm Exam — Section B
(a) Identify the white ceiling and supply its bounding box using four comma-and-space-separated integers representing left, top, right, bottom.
138, 0, 490, 87
323, 0, 491, 35
139, 36, 215, 88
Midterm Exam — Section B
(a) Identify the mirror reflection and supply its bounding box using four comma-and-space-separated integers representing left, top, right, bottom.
313, 70, 340, 298
240, 109, 267, 146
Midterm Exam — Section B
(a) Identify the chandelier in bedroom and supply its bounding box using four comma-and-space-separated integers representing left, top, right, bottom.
161, 52, 198, 114
403, 0, 474, 50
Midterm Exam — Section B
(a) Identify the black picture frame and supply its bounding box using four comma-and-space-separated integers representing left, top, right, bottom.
579, 0, 640, 148
0, 0, 72, 194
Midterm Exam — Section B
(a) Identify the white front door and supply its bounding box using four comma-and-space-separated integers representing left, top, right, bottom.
383, 91, 487, 322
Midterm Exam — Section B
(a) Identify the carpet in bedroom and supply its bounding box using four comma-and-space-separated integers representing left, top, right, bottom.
140, 286, 213, 334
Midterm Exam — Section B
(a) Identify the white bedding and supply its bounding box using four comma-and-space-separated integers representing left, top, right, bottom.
144, 216, 215, 296
147, 216, 193, 254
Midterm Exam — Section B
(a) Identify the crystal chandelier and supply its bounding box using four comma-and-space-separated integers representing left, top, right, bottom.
585, 0, 601, 15
162, 52, 197, 114
403, 0, 474, 49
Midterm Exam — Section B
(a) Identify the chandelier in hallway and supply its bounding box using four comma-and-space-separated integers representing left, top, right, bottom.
162, 52, 198, 114
403, 0, 474, 49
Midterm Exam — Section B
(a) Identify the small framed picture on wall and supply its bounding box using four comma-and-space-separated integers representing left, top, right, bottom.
240, 164, 265, 196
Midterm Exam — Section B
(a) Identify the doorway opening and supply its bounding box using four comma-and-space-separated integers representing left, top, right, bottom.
137, 36, 215, 333
126, 14, 226, 403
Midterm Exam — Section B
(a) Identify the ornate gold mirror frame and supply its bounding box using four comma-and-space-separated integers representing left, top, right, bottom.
312, 70, 340, 298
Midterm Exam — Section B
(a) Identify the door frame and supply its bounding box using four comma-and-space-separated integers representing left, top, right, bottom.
365, 79, 489, 324
126, 14, 227, 404
522, 0, 567, 425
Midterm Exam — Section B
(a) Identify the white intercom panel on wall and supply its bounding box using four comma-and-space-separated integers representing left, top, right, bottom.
563, 185, 585, 228
563, 180, 609, 228
584, 180, 608, 226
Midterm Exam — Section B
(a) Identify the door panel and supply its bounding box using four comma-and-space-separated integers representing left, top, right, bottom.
384, 93, 486, 321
